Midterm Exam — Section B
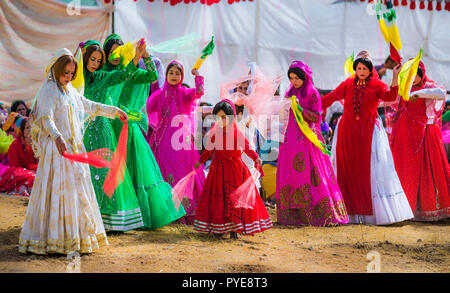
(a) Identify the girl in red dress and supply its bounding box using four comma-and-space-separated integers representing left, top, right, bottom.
391, 61, 450, 221
322, 51, 413, 225
193, 100, 273, 238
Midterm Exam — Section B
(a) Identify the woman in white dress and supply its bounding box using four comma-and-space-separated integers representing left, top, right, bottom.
18, 48, 127, 255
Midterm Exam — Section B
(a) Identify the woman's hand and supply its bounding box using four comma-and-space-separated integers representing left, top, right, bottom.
55, 136, 67, 156
133, 39, 147, 65
391, 63, 402, 87
192, 69, 199, 76
255, 158, 263, 169
116, 109, 128, 121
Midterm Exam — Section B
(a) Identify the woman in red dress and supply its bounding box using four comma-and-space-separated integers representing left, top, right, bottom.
193, 100, 273, 238
322, 50, 413, 225
391, 61, 450, 221
0, 117, 38, 196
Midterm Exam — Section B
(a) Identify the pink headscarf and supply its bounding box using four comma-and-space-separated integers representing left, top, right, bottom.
147, 60, 201, 137
285, 60, 320, 101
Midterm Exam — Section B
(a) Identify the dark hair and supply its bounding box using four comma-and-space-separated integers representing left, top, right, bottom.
287, 67, 306, 81
417, 67, 424, 79
330, 112, 343, 126
104, 38, 124, 63
213, 101, 235, 116
11, 100, 30, 116
166, 63, 183, 78
83, 45, 105, 72
353, 58, 373, 72
53, 55, 78, 86
182, 83, 190, 88
235, 104, 245, 116
385, 56, 394, 64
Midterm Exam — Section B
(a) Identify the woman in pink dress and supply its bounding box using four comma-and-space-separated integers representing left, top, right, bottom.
276, 60, 349, 226
146, 61, 206, 224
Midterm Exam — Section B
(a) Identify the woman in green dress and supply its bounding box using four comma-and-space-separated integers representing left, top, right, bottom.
100, 34, 186, 229
82, 40, 145, 231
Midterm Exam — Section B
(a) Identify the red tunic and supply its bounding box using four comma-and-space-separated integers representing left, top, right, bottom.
322, 76, 399, 215
193, 126, 272, 235
7, 138, 38, 171
391, 83, 450, 221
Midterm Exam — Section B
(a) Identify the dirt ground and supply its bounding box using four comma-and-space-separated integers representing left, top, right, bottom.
0, 194, 448, 273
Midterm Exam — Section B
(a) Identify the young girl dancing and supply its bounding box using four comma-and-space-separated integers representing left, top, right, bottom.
193, 100, 272, 239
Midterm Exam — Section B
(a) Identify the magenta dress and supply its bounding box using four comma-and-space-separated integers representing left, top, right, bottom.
146, 61, 206, 224
276, 60, 349, 226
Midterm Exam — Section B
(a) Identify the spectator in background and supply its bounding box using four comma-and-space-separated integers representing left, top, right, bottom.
375, 55, 399, 80
0, 103, 7, 129
11, 100, 30, 117
7, 117, 38, 171
3, 112, 21, 138
0, 117, 37, 197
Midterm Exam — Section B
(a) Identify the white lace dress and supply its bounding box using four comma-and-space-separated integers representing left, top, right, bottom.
18, 82, 119, 255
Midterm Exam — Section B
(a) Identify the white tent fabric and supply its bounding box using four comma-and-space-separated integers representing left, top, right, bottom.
0, 0, 112, 104
115, 0, 450, 104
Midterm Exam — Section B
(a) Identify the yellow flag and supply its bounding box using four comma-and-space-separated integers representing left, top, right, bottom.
71, 47, 85, 95
378, 18, 390, 45
386, 23, 402, 51
344, 53, 355, 78
398, 48, 424, 101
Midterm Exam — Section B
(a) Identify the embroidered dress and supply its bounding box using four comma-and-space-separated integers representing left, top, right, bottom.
147, 61, 205, 224
391, 62, 450, 221
19, 49, 120, 254
104, 56, 186, 230
83, 61, 145, 231
276, 61, 348, 226
323, 68, 413, 225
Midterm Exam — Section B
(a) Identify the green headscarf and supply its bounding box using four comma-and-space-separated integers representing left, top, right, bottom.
103, 33, 122, 50
83, 40, 101, 50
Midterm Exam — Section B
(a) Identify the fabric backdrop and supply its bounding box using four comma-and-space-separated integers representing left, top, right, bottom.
115, 0, 450, 104
0, 0, 112, 104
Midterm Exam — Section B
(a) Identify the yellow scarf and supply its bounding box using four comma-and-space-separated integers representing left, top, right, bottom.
290, 96, 331, 156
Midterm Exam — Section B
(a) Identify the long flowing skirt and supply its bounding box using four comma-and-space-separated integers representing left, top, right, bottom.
18, 138, 108, 255
391, 120, 450, 221
84, 117, 144, 231
276, 112, 349, 226
194, 157, 272, 235
332, 118, 414, 225
125, 123, 186, 229
150, 126, 205, 225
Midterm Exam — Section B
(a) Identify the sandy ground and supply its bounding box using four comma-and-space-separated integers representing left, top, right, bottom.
0, 194, 449, 273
